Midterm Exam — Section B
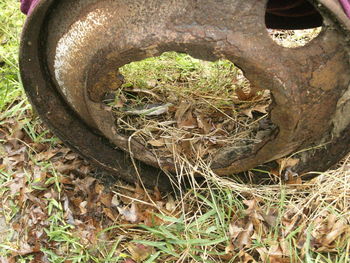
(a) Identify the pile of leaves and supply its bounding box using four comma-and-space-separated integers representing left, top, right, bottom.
107, 53, 273, 164
1, 114, 349, 262
0, 114, 350, 263
0, 117, 179, 262
225, 197, 349, 262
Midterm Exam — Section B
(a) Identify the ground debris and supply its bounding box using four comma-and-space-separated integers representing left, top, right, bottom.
110, 52, 273, 168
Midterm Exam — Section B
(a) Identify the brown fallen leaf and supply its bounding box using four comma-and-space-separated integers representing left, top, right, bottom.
100, 192, 113, 207
282, 213, 300, 237
286, 176, 302, 185
103, 207, 117, 221
142, 209, 164, 227
36, 149, 60, 162
229, 224, 245, 240
277, 157, 300, 172
54, 160, 82, 174
323, 219, 347, 246
235, 221, 254, 249
147, 139, 165, 147
229, 200, 258, 250
175, 101, 197, 129
7, 173, 25, 196
165, 195, 176, 212
79, 201, 88, 215
262, 208, 278, 227
196, 114, 212, 134
175, 101, 190, 121
153, 187, 162, 201
73, 177, 96, 193
242, 252, 257, 263
65, 152, 78, 160
256, 245, 290, 263
179, 140, 193, 157
111, 194, 120, 207
241, 104, 268, 119
117, 203, 138, 223
10, 242, 40, 258
235, 84, 264, 100
178, 111, 197, 129
269, 256, 291, 263
128, 243, 155, 262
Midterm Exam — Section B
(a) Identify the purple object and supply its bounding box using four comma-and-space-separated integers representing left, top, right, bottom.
339, 0, 350, 18
20, 0, 39, 15
20, 0, 350, 19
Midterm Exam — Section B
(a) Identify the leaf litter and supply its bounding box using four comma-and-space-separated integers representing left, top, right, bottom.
107, 52, 274, 167
0, 28, 349, 262
1, 98, 347, 262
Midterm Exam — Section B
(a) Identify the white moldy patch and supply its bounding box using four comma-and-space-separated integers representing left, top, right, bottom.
54, 9, 109, 106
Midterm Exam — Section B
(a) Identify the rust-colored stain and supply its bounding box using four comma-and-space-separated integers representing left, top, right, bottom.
310, 53, 348, 91
19, 0, 350, 188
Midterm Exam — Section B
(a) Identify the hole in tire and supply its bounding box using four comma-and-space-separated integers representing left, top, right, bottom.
265, 0, 323, 48
102, 52, 274, 167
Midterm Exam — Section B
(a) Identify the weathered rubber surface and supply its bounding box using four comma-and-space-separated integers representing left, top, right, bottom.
20, 0, 350, 188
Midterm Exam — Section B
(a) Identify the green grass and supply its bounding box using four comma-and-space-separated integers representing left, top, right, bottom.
0, 1, 25, 113
119, 52, 247, 108
0, 0, 349, 262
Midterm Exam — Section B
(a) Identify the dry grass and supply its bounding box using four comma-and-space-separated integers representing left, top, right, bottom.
111, 27, 350, 262
111, 52, 272, 168
0, 2, 348, 262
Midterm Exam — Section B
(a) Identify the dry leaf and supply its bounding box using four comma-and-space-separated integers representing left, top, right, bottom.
73, 177, 96, 193
153, 187, 162, 201
241, 104, 268, 118
175, 101, 197, 129
117, 203, 138, 223
65, 152, 78, 160
256, 247, 269, 262
269, 256, 290, 263
178, 111, 197, 129
165, 196, 176, 212
111, 194, 120, 207
179, 140, 193, 156
147, 139, 165, 147
225, 243, 234, 254
235, 87, 253, 101
234, 221, 254, 249
282, 214, 300, 237
323, 219, 347, 245
242, 252, 257, 263
100, 192, 113, 207
175, 101, 191, 120
277, 157, 300, 171
286, 176, 302, 185
79, 201, 88, 215
7, 174, 25, 196
103, 207, 117, 221
196, 114, 212, 134
262, 208, 278, 227
128, 243, 155, 262
229, 224, 245, 240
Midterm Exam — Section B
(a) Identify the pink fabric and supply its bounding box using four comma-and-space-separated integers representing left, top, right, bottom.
339, 0, 350, 18
20, 0, 39, 15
